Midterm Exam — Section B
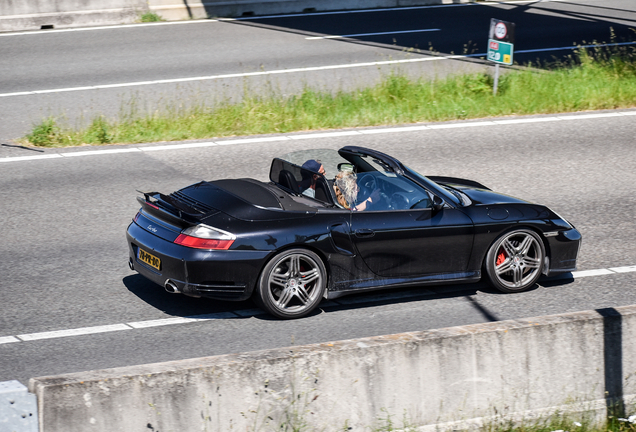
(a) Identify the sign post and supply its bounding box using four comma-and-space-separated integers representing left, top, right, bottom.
487, 19, 515, 95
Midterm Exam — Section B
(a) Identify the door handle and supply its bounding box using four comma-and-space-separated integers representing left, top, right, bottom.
355, 229, 375, 238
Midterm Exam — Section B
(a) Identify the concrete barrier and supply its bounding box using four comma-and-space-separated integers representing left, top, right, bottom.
1, 0, 475, 32
29, 305, 636, 432
0, 1, 148, 32
149, 0, 475, 21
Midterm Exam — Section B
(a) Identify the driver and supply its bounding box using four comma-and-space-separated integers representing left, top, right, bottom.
334, 171, 381, 211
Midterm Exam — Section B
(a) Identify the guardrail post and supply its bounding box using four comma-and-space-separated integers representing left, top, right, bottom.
1, 381, 39, 432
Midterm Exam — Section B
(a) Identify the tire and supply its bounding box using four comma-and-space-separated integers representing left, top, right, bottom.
255, 248, 327, 319
485, 229, 545, 293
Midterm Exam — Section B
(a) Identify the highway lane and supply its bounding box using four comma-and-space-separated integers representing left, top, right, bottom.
1, 0, 635, 140
1, 111, 635, 384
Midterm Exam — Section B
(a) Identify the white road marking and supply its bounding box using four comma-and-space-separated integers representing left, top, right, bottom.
228, 0, 567, 21
0, 20, 220, 37
0, 265, 633, 345
610, 266, 636, 273
0, 56, 465, 99
127, 312, 235, 328
2, 40, 633, 100
306, 29, 440, 40
2, 110, 635, 164
17, 324, 132, 342
571, 269, 616, 278
0, 0, 568, 39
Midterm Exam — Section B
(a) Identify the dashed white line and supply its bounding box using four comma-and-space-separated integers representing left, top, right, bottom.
610, 265, 636, 274
127, 312, 235, 328
571, 269, 616, 278
17, 324, 131, 342
2, 110, 635, 164
306, 29, 440, 40
1, 265, 634, 346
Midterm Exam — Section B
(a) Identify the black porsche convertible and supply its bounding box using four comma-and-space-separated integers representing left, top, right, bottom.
126, 146, 581, 319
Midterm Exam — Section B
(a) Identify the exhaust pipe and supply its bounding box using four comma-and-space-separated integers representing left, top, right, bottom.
164, 279, 181, 294
128, 257, 134, 271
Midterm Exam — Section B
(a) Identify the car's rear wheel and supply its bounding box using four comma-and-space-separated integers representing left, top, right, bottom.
485, 229, 545, 293
255, 249, 327, 319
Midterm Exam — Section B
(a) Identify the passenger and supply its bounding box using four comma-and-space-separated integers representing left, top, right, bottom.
334, 171, 380, 211
300, 159, 325, 198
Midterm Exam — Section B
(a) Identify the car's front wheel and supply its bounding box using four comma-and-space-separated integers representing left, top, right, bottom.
255, 248, 327, 319
485, 229, 545, 293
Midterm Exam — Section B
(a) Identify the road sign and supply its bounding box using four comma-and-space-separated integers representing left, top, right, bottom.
489, 18, 515, 44
487, 18, 516, 95
487, 39, 514, 65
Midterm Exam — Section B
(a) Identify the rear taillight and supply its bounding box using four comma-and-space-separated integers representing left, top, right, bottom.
174, 224, 235, 250
134, 211, 141, 222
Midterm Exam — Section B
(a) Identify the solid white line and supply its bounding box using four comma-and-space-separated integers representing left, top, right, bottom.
0, 20, 219, 37
559, 113, 624, 120
609, 266, 636, 274
0, 336, 20, 345
572, 269, 616, 278
1, 263, 633, 344
359, 125, 430, 134
229, 0, 561, 21
61, 148, 142, 157
140, 141, 219, 152
2, 110, 635, 163
0, 154, 62, 163
0, 56, 467, 99
306, 29, 440, 40
0, 0, 562, 39
17, 324, 132, 341
3, 40, 631, 100
289, 131, 362, 140
127, 312, 236, 328
427, 121, 496, 129
493, 118, 563, 125
516, 42, 636, 55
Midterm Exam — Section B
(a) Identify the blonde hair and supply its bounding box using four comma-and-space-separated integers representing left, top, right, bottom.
334, 171, 358, 209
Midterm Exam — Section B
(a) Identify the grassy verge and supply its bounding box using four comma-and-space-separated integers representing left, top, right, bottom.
22, 45, 636, 147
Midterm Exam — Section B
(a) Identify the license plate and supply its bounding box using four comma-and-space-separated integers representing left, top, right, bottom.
138, 248, 161, 271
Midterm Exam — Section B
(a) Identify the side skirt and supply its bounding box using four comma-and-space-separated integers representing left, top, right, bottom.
326, 271, 481, 300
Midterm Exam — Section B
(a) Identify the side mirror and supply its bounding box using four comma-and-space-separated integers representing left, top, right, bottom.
432, 195, 444, 213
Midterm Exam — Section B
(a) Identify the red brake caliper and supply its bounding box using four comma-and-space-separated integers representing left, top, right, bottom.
496, 247, 507, 266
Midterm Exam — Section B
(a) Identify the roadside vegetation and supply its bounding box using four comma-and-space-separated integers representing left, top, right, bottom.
138, 11, 164, 22
276, 412, 636, 432
22, 43, 636, 147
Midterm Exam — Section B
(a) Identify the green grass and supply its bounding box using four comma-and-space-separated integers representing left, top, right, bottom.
138, 11, 164, 22
22, 45, 636, 147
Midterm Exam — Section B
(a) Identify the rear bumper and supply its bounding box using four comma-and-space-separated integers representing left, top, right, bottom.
544, 228, 582, 276
126, 222, 270, 301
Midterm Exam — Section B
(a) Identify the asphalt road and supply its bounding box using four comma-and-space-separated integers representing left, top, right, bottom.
1, 111, 635, 384
1, 0, 635, 140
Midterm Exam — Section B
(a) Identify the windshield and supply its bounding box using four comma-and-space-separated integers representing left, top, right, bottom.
403, 166, 463, 207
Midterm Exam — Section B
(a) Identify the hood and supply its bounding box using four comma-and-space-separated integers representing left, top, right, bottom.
458, 186, 530, 205
439, 182, 531, 206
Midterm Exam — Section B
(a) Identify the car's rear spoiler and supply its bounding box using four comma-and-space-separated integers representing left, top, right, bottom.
136, 191, 204, 226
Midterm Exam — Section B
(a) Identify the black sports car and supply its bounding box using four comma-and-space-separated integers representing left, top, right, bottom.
126, 146, 581, 319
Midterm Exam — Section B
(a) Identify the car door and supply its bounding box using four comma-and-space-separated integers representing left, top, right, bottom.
349, 183, 474, 278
